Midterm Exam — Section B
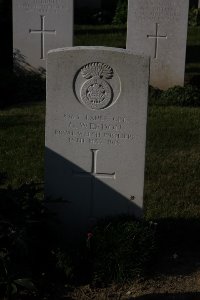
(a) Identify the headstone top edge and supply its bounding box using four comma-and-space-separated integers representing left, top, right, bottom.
47, 46, 150, 62
12, 0, 74, 4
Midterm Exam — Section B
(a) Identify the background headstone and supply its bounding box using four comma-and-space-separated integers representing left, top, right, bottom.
13, 0, 73, 70
45, 47, 149, 239
198, 0, 200, 8
126, 0, 189, 90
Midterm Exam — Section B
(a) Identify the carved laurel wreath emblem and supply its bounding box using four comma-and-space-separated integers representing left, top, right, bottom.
80, 62, 114, 110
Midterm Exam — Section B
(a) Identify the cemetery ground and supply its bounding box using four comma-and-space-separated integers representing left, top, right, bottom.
0, 25, 200, 299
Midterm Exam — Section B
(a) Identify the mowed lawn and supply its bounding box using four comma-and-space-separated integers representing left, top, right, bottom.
0, 25, 199, 222
0, 103, 45, 187
0, 103, 200, 220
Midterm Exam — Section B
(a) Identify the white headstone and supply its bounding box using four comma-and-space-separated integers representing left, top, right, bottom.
13, 0, 73, 70
45, 47, 149, 239
127, 0, 189, 90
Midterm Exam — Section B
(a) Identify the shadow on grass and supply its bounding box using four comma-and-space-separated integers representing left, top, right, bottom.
0, 49, 45, 108
12, 50, 46, 102
134, 292, 200, 300
186, 66, 200, 73
149, 217, 200, 277
184, 73, 200, 87
186, 45, 200, 64
185, 44, 200, 86
0, 171, 8, 185
0, 114, 44, 128
190, 74, 200, 87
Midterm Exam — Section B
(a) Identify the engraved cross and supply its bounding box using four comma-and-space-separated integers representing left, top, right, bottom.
147, 23, 167, 59
73, 149, 116, 217
29, 15, 56, 60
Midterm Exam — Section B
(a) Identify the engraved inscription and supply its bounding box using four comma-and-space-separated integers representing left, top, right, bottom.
29, 15, 56, 59
74, 62, 121, 111
147, 23, 167, 59
73, 149, 116, 217
18, 0, 65, 14
54, 113, 134, 147
133, 2, 181, 21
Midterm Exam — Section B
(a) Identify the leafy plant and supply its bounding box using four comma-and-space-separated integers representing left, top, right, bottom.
51, 248, 74, 280
112, 0, 128, 25
0, 183, 45, 299
149, 85, 200, 107
160, 85, 200, 106
188, 8, 200, 27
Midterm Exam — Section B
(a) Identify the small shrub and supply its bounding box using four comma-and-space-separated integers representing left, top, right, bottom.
160, 85, 200, 107
49, 249, 73, 280
90, 216, 156, 283
0, 183, 44, 299
188, 8, 200, 27
149, 85, 200, 107
112, 0, 128, 25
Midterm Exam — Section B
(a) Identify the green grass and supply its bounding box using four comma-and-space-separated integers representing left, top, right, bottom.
1, 104, 200, 220
185, 27, 200, 78
74, 24, 127, 48
144, 106, 200, 220
0, 103, 45, 187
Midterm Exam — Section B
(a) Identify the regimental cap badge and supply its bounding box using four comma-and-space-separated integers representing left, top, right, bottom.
80, 62, 113, 110
74, 61, 121, 111
81, 62, 113, 80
